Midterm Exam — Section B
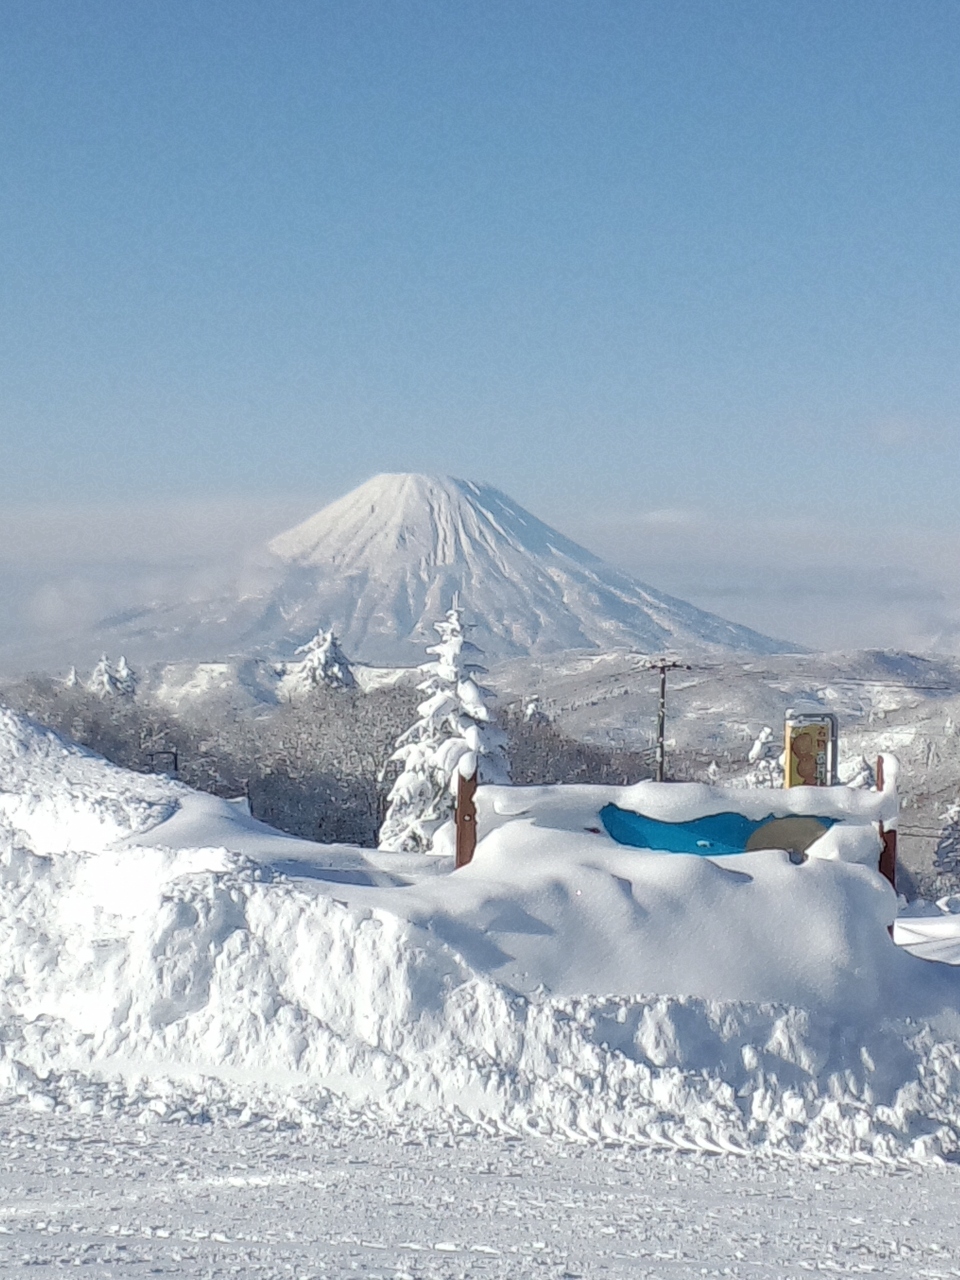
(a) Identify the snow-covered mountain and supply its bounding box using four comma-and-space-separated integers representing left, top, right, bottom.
94, 474, 794, 665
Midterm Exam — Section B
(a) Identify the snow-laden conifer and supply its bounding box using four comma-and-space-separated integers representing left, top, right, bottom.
285, 628, 356, 697
114, 655, 138, 698
87, 654, 137, 699
87, 655, 113, 697
378, 604, 509, 853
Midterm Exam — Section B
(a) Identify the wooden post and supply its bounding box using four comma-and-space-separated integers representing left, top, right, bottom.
876, 755, 897, 890
455, 769, 478, 868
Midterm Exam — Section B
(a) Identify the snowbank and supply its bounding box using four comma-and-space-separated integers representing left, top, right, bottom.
0, 710, 179, 852
2, 709, 960, 1162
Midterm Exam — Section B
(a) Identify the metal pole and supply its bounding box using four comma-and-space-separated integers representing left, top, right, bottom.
656, 662, 667, 782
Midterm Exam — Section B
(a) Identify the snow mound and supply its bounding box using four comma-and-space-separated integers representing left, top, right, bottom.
3, 711, 960, 1161
0, 708, 179, 852
4, 827, 960, 1162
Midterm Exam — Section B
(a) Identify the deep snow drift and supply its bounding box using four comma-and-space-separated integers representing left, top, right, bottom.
4, 709, 960, 1162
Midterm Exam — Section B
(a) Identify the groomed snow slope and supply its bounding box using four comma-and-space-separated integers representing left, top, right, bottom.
96, 474, 793, 665
4, 710, 960, 1161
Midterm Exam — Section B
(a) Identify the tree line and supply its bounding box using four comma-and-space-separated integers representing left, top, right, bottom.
2, 673, 652, 847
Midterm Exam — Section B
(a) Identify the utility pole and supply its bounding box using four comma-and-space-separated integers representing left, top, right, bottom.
637, 657, 690, 782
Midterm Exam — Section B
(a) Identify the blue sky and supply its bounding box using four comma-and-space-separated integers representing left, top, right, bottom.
2, 1, 960, 653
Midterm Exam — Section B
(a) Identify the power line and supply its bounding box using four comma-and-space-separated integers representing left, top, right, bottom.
623, 659, 956, 691
818, 679, 954, 691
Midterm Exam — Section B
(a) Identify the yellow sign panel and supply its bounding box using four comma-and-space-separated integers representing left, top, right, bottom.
784, 716, 836, 788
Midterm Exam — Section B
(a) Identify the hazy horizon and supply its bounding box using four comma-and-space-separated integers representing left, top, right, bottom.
0, 476, 957, 675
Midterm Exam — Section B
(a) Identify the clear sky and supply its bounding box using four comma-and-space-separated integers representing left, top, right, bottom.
2, 1, 960, 654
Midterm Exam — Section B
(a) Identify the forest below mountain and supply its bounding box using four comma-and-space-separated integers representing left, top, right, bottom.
1, 676, 653, 847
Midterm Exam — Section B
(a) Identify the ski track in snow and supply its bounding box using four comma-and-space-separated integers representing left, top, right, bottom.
2, 1104, 960, 1278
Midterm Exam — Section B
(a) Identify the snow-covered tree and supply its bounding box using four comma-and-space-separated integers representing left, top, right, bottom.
87, 655, 113, 697
378, 604, 509, 853
114, 655, 138, 697
285, 628, 356, 697
747, 725, 774, 764
725, 724, 784, 788
86, 654, 137, 698
522, 695, 548, 725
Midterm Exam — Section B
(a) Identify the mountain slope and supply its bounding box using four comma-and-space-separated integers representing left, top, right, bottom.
97, 473, 795, 664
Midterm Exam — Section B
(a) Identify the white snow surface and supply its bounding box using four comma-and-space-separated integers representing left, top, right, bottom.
5, 710, 960, 1163
6, 1112, 960, 1278
92, 474, 793, 665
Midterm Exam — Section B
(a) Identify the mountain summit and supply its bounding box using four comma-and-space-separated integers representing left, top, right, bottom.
96, 473, 793, 664
263, 473, 790, 661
